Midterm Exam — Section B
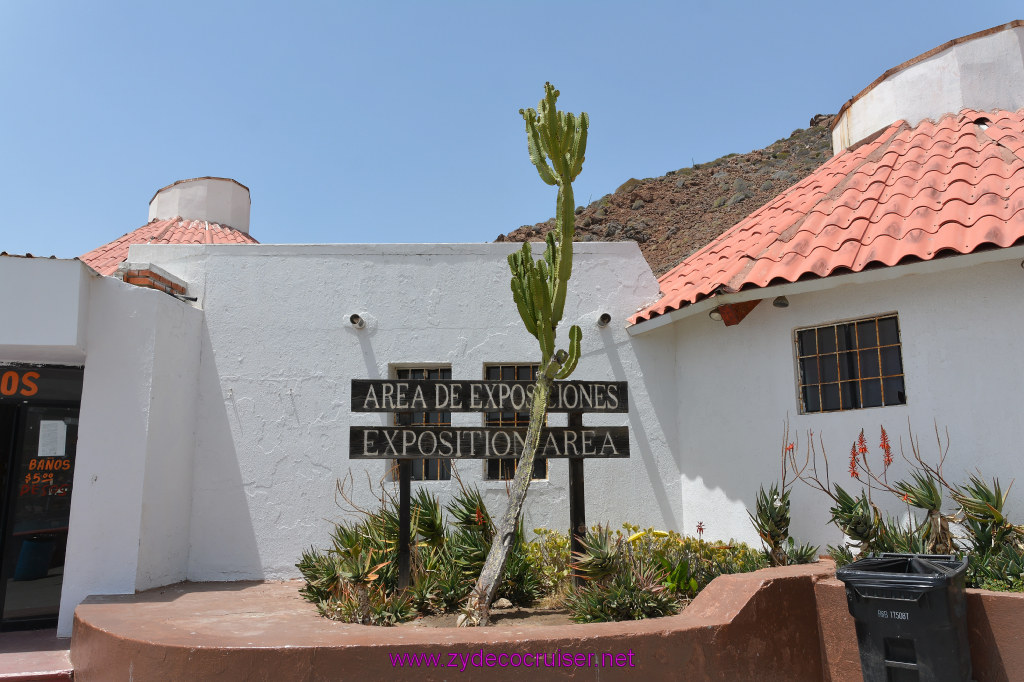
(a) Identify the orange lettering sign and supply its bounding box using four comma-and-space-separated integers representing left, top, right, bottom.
0, 370, 43, 397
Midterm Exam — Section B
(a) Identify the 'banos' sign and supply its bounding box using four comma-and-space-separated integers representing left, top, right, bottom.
0, 370, 39, 397
0, 366, 84, 403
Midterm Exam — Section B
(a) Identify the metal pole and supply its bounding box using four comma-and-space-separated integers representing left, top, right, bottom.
568, 412, 586, 587
398, 459, 411, 590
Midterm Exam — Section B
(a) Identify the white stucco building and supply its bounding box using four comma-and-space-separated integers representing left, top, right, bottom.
1, 21, 1023, 636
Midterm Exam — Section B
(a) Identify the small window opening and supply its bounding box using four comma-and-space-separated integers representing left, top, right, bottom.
795, 314, 906, 414
483, 364, 547, 480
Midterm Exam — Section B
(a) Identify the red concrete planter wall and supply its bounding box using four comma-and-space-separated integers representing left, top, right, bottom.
72, 564, 831, 682
70, 563, 1024, 680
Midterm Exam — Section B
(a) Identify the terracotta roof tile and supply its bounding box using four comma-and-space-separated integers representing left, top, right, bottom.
631, 109, 1024, 324
80, 218, 258, 276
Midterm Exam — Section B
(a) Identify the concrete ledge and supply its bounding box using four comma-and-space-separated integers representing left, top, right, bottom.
71, 562, 834, 681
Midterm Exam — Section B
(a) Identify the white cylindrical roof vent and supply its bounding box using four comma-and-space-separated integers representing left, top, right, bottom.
148, 177, 251, 233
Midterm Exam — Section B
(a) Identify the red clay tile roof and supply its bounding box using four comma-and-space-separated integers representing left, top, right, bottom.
631, 108, 1024, 324
80, 218, 258, 276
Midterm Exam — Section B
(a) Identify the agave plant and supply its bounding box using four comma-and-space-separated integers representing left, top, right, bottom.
784, 537, 820, 565
571, 525, 620, 582
969, 543, 1024, 591
893, 470, 954, 554
297, 547, 335, 603
829, 485, 883, 557
446, 487, 493, 541
450, 526, 491, 579
329, 522, 364, 555
875, 516, 928, 555
411, 488, 446, 548
952, 474, 1022, 553
748, 483, 791, 566
565, 564, 677, 623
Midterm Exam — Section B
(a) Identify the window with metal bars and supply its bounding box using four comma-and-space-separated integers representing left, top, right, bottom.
484, 364, 547, 480
796, 314, 907, 413
391, 367, 451, 481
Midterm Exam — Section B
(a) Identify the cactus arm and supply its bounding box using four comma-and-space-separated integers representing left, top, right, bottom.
522, 108, 558, 186
510, 278, 537, 338
528, 269, 554, 362
555, 325, 582, 380
550, 185, 574, 325
570, 112, 589, 179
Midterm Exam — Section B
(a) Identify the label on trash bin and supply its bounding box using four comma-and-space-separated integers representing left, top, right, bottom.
877, 609, 910, 620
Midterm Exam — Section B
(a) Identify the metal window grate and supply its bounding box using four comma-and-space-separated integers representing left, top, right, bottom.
796, 315, 907, 414
392, 367, 452, 481
484, 364, 546, 480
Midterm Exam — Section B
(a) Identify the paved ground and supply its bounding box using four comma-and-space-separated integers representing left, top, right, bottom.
0, 628, 71, 680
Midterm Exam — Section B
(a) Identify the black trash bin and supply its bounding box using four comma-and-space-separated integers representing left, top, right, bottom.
836, 553, 971, 682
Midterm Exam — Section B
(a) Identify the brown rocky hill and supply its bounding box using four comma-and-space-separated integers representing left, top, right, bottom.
497, 114, 835, 277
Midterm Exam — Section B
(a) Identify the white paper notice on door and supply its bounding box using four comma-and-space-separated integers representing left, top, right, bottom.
38, 420, 67, 458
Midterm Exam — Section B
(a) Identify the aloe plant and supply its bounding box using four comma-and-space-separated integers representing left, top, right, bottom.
463, 83, 588, 626
829, 485, 883, 557
749, 483, 791, 566
571, 525, 619, 582
893, 470, 954, 554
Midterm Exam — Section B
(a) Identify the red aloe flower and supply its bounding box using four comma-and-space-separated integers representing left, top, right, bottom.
880, 426, 893, 468
849, 442, 860, 478
785, 442, 795, 452
857, 429, 868, 455
475, 507, 485, 527
696, 521, 705, 538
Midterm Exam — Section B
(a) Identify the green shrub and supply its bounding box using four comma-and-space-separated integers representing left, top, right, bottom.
566, 568, 677, 623
525, 528, 572, 600
786, 425, 1024, 592
298, 486, 544, 623
563, 524, 765, 622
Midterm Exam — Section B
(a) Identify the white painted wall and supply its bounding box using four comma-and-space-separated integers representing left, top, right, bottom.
832, 24, 1024, 152
12, 240, 1022, 637
148, 177, 251, 232
129, 242, 673, 582
57, 276, 201, 636
0, 258, 91, 364
134, 295, 202, 590
672, 255, 1024, 550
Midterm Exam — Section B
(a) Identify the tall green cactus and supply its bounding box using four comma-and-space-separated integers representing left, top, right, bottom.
509, 81, 587, 374
462, 83, 588, 627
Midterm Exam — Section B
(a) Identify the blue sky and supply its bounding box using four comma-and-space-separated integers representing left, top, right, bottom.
1, 2, 1020, 258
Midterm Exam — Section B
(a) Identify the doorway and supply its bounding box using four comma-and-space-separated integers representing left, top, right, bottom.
0, 366, 82, 630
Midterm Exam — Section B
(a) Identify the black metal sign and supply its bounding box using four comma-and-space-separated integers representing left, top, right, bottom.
348, 377, 630, 590
350, 426, 629, 459
351, 380, 627, 413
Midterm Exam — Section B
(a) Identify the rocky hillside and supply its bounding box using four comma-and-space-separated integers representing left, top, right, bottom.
497, 114, 836, 277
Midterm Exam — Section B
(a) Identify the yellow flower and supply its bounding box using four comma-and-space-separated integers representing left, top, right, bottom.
627, 531, 646, 543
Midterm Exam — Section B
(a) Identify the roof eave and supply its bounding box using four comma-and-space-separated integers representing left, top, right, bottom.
627, 244, 1024, 336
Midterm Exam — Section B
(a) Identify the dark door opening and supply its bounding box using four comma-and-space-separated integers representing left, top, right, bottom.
0, 366, 82, 630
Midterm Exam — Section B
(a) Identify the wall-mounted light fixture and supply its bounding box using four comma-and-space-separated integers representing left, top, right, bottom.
350, 313, 366, 329
597, 312, 612, 327
708, 308, 723, 321
773, 296, 790, 308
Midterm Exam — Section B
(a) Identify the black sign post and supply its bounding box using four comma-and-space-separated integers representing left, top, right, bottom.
350, 379, 629, 590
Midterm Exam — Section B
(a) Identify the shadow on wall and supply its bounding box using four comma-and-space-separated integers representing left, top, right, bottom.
186, 321, 263, 581
597, 323, 681, 530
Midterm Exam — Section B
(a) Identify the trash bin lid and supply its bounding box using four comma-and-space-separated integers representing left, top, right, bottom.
836, 553, 967, 591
